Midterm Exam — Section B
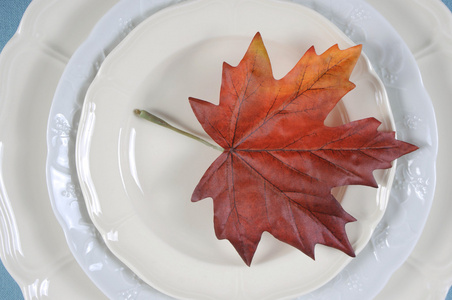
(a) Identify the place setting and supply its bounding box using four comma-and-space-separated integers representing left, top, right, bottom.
0, 0, 450, 299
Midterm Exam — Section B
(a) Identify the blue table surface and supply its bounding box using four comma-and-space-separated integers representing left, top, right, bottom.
1, 0, 452, 299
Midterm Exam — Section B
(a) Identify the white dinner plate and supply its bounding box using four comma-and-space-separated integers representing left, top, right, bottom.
75, 1, 396, 299
48, 0, 437, 299
49, 0, 436, 299
0, 0, 119, 298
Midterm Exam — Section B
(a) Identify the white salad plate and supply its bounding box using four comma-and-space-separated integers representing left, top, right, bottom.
0, 1, 447, 300
48, 0, 436, 299
74, 0, 396, 299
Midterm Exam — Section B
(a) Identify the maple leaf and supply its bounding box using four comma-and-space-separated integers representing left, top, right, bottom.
188, 33, 418, 266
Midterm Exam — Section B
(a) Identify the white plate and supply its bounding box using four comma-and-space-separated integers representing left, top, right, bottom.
0, 0, 446, 299
48, 0, 438, 299
75, 0, 395, 299
0, 0, 119, 298
47, 0, 437, 299
367, 0, 452, 298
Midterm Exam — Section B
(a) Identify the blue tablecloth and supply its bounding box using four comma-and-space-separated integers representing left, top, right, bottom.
1, 0, 452, 299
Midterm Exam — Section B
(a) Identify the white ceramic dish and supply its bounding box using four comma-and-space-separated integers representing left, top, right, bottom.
0, 0, 447, 299
366, 0, 452, 298
0, 0, 120, 298
75, 1, 395, 299
47, 0, 436, 299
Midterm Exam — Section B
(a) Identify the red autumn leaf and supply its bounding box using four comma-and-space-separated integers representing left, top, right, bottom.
189, 33, 418, 266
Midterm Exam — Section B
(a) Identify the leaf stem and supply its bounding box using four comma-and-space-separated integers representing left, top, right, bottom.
134, 109, 224, 152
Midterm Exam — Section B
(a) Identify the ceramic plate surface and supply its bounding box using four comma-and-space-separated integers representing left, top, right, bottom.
46, 0, 437, 299
75, 0, 395, 299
